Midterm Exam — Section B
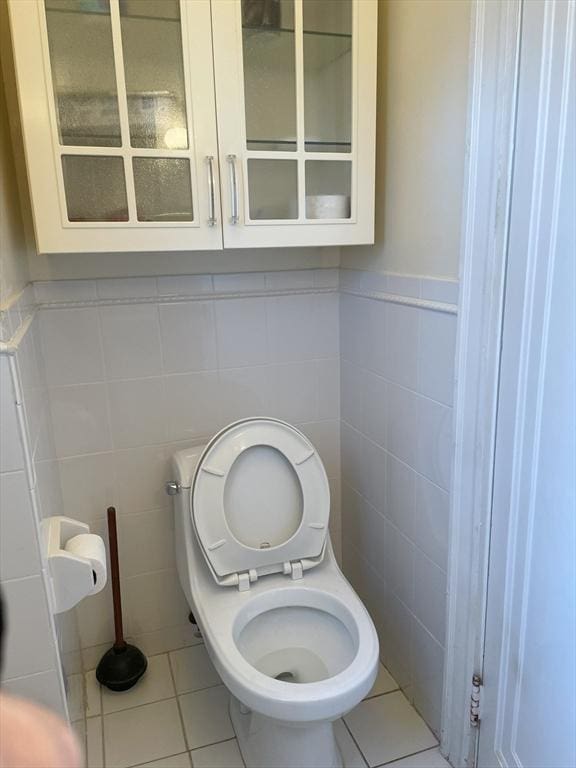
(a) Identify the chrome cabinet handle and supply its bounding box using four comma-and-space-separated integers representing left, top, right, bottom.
206, 155, 216, 227
226, 154, 239, 225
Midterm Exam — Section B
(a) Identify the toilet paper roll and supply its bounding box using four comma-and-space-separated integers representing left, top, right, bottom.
64, 534, 107, 595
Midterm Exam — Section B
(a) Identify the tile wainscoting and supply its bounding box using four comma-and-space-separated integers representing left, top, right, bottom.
0, 285, 77, 718
33, 270, 341, 665
339, 268, 457, 735
2, 267, 457, 741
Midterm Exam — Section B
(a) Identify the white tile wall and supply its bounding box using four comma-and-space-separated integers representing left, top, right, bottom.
159, 302, 217, 374
96, 277, 157, 300
1, 575, 59, 679
157, 274, 212, 297
108, 377, 166, 449
37, 272, 341, 659
50, 383, 111, 458
2, 669, 67, 713
340, 269, 457, 736
0, 359, 26, 473
0, 470, 41, 581
1, 305, 79, 718
59, 452, 118, 523
164, 371, 221, 441
40, 308, 104, 386
215, 298, 268, 368
100, 305, 163, 380
20, 267, 456, 740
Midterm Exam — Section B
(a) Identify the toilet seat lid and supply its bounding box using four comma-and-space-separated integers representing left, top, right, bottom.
191, 418, 330, 584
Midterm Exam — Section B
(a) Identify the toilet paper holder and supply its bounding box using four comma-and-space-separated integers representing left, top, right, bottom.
41, 516, 108, 614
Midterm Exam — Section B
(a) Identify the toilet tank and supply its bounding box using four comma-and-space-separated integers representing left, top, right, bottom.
170, 444, 206, 608
172, 444, 206, 491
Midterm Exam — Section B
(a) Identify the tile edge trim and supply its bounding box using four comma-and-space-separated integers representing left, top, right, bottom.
340, 288, 458, 315
0, 312, 36, 355
36, 285, 338, 311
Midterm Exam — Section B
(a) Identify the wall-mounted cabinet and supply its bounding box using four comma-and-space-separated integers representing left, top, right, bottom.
7, 0, 377, 254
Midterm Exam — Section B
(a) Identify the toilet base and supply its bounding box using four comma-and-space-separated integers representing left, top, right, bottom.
230, 696, 343, 768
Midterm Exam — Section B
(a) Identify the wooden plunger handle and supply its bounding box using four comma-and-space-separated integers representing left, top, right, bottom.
107, 507, 126, 650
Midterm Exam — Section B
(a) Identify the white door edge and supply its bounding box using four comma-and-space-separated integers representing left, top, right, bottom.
441, 1, 522, 765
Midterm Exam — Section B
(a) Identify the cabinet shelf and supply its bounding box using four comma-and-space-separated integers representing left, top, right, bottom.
46, 9, 352, 39
247, 138, 351, 149
46, 7, 352, 39
45, 6, 180, 23
243, 26, 352, 40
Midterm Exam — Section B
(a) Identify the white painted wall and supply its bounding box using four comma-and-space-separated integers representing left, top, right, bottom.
0, 53, 29, 305
0, 50, 62, 709
341, 0, 471, 279
1, 45, 82, 722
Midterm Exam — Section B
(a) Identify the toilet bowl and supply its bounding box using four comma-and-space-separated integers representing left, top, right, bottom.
169, 418, 379, 768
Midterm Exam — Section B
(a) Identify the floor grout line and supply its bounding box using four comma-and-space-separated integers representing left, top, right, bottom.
124, 737, 242, 768
191, 735, 238, 753
167, 652, 191, 755
362, 687, 403, 702
90, 652, 436, 768
364, 686, 400, 701
99, 680, 106, 768
100, 691, 180, 718
85, 643, 205, 674
343, 686, 439, 768
341, 716, 370, 767
373, 745, 442, 767
125, 748, 190, 768
177, 680, 226, 697
188, 734, 239, 753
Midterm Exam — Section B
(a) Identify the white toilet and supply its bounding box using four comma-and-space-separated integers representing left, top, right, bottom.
169, 418, 379, 768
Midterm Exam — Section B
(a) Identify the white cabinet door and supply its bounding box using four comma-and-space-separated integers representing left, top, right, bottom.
8, 0, 222, 253
211, 0, 377, 248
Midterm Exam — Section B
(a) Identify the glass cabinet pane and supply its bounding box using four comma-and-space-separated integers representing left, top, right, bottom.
242, 0, 297, 151
120, 0, 188, 149
303, 0, 352, 152
61, 156, 128, 221
305, 161, 351, 219
247, 159, 298, 219
133, 158, 193, 221
44, 0, 121, 147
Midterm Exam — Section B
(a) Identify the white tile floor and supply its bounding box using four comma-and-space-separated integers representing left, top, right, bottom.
74, 647, 450, 768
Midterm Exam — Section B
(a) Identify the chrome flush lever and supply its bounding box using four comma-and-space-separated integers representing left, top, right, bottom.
165, 481, 180, 496
226, 154, 239, 224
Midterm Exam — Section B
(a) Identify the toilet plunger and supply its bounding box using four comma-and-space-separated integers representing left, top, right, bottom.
96, 507, 147, 691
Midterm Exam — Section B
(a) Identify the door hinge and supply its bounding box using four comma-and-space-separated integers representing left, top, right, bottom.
470, 673, 483, 727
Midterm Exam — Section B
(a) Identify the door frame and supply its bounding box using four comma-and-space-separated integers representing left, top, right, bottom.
440, 1, 523, 765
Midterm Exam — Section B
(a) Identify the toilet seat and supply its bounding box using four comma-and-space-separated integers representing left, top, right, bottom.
191, 418, 330, 589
